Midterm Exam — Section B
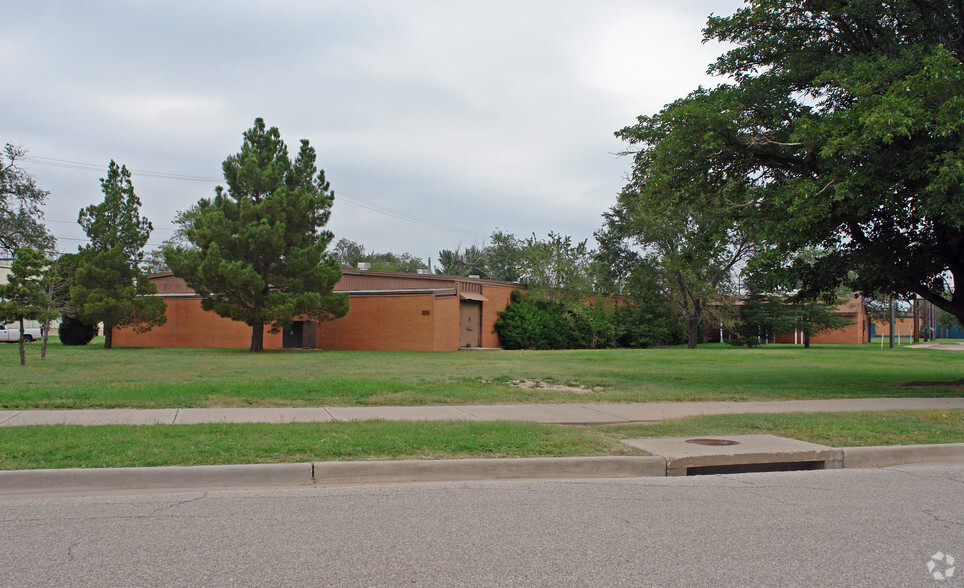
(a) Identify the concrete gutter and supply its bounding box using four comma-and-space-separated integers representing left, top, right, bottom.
313, 456, 666, 485
2, 444, 964, 498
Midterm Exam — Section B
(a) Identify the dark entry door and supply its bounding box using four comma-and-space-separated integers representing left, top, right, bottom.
283, 321, 304, 349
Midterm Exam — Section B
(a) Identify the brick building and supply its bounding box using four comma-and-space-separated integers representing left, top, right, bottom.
112, 270, 521, 351
773, 294, 870, 345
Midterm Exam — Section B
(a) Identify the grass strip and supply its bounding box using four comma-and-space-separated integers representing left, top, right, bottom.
0, 420, 633, 470
591, 409, 964, 447
1, 410, 962, 471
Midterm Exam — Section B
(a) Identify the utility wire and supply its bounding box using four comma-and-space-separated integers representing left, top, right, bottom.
22, 155, 218, 182
23, 154, 487, 239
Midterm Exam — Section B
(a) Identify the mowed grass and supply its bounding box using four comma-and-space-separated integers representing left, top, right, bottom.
0, 420, 632, 470
1, 410, 962, 470
0, 340, 961, 409
591, 409, 964, 448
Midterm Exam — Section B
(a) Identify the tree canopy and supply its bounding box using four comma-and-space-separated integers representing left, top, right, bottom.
0, 144, 55, 256
699, 0, 963, 322
0, 247, 51, 365
71, 161, 166, 349
609, 0, 964, 333
332, 238, 428, 273
165, 118, 348, 352
604, 86, 757, 348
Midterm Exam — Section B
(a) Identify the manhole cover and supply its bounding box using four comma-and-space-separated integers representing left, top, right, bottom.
685, 438, 740, 446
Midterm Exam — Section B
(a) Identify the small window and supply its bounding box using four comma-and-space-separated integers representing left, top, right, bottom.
421, 310, 431, 316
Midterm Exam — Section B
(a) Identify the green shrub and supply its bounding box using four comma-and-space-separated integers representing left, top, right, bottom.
725, 336, 761, 348
496, 290, 690, 350
59, 316, 99, 346
494, 291, 569, 350
566, 300, 617, 349
614, 300, 686, 348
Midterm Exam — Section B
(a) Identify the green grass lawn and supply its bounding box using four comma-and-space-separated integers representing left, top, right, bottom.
1, 340, 961, 409
2, 410, 961, 470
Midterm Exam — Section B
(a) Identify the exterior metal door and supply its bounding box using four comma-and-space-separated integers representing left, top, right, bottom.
459, 301, 482, 348
283, 321, 304, 349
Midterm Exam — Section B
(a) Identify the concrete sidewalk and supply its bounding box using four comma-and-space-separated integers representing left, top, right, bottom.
2, 397, 964, 427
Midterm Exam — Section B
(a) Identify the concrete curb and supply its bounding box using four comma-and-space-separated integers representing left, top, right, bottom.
0, 457, 665, 497
0, 462, 313, 496
3, 445, 964, 498
841, 443, 964, 468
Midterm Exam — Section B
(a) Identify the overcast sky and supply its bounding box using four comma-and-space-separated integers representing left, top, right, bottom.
3, 0, 743, 264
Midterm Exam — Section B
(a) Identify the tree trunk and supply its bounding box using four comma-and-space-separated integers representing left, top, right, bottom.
804, 330, 811, 349
103, 320, 113, 349
18, 318, 26, 366
40, 318, 50, 360
250, 321, 264, 352
912, 298, 919, 343
888, 296, 894, 349
686, 315, 700, 349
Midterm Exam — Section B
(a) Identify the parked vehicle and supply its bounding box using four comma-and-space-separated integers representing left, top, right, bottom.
0, 324, 43, 343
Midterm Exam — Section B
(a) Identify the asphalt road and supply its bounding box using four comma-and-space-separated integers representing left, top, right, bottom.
2, 466, 963, 586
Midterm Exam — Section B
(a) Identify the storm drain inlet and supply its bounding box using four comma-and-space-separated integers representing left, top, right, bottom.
685, 460, 828, 476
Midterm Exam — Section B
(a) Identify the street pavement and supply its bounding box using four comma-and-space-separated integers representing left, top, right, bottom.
1, 465, 962, 586
3, 397, 964, 427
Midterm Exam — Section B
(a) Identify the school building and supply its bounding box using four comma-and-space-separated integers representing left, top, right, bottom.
112, 270, 520, 351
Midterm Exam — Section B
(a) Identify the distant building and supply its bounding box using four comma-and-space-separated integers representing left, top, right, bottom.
773, 294, 869, 345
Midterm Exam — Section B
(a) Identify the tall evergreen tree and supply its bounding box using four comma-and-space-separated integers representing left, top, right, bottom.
165, 118, 348, 352
71, 161, 166, 349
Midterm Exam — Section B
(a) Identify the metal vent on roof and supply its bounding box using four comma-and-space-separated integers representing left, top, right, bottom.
416, 269, 431, 275
468, 274, 480, 279
357, 262, 371, 271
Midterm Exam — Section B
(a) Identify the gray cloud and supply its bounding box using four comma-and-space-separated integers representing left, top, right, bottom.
2, 0, 743, 260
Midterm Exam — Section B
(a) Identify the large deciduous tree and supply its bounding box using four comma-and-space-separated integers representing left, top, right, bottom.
165, 118, 348, 352
693, 0, 963, 323
517, 231, 596, 303
71, 161, 166, 349
604, 89, 758, 349
0, 144, 55, 256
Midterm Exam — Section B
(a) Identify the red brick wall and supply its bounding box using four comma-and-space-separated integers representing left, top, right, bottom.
433, 296, 460, 351
480, 285, 515, 348
871, 316, 916, 334
316, 293, 446, 351
774, 321, 864, 344
112, 297, 283, 349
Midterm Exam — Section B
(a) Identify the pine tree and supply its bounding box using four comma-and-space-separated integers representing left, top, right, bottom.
70, 161, 166, 349
165, 119, 348, 352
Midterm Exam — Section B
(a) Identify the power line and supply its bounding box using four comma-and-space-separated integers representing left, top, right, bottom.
45, 218, 176, 232
22, 155, 219, 183
23, 154, 487, 240
335, 191, 486, 239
